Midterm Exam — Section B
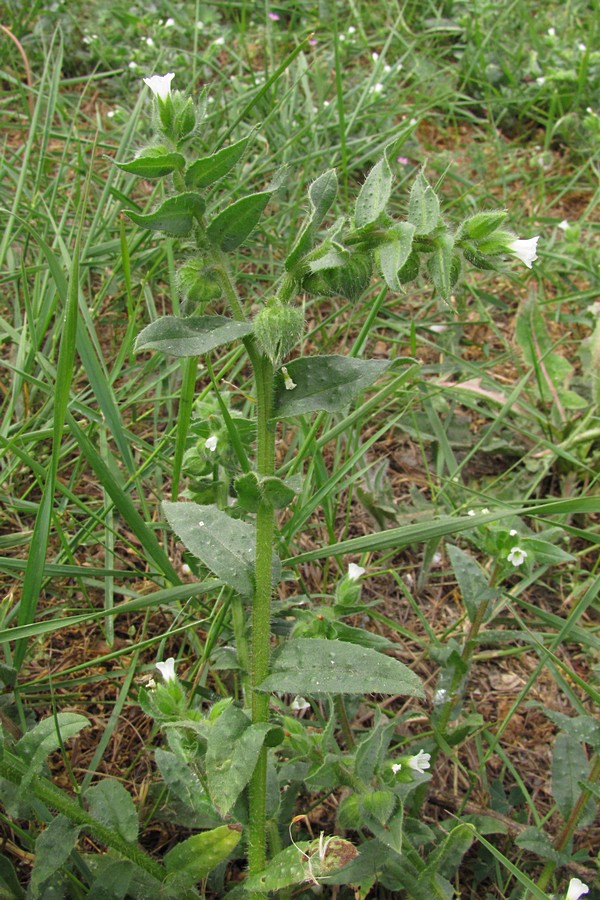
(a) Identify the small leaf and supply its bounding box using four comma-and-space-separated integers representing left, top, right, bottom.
286, 168, 338, 271
552, 732, 590, 819
257, 639, 424, 696
135, 315, 252, 357
185, 135, 252, 189
245, 837, 357, 892
206, 704, 273, 816
408, 170, 440, 235
30, 815, 82, 896
163, 824, 242, 885
427, 234, 455, 301
355, 156, 393, 228
446, 543, 498, 622
162, 501, 280, 596
85, 779, 139, 843
124, 192, 205, 236
235, 472, 298, 512
155, 749, 221, 827
115, 147, 186, 178
273, 355, 392, 418
16, 714, 89, 782
376, 222, 416, 291
207, 190, 272, 251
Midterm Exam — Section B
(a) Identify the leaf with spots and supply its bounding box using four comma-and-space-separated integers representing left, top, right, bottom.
257, 639, 424, 696
206, 703, 273, 816
163, 501, 281, 596
135, 315, 253, 357
273, 355, 392, 418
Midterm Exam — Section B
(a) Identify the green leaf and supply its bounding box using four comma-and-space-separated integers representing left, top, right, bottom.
163, 824, 242, 886
162, 501, 280, 596
235, 472, 299, 512
155, 749, 221, 828
184, 135, 252, 189
515, 827, 565, 863
206, 704, 272, 816
86, 859, 136, 900
16, 713, 90, 779
355, 156, 393, 228
446, 543, 498, 622
552, 733, 590, 819
0, 853, 26, 899
257, 639, 424, 696
115, 147, 186, 178
376, 222, 416, 291
415, 823, 475, 898
360, 794, 403, 855
207, 190, 272, 251
408, 170, 440, 235
124, 192, 205, 236
286, 168, 339, 271
135, 315, 252, 357
30, 815, 82, 897
84, 779, 138, 843
245, 837, 358, 892
274, 355, 392, 418
427, 234, 455, 301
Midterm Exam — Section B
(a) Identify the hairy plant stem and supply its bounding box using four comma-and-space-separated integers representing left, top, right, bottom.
247, 354, 276, 883
0, 753, 165, 884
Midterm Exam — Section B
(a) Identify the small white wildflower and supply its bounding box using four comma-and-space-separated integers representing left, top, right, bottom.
146, 677, 157, 690
409, 117, 418, 125
156, 657, 177, 682
164, 17, 175, 27
481, 507, 490, 514
291, 696, 310, 711
128, 61, 138, 70
577, 42, 586, 52
371, 82, 384, 94
347, 25, 356, 34
384, 64, 392, 73
213, 35, 225, 45
509, 529, 518, 536
205, 435, 218, 452
507, 236, 539, 269
547, 27, 556, 37
467, 509, 476, 516
143, 72, 175, 100
433, 688, 448, 704
536, 76, 546, 85
558, 219, 569, 231
566, 878, 589, 900
391, 762, 402, 774
372, 51, 379, 61
347, 563, 366, 581
408, 749, 431, 774
197, 20, 204, 29
107, 110, 115, 118
429, 324, 447, 333
181, 563, 191, 575
507, 546, 528, 567
281, 366, 297, 391
339, 33, 346, 41
145, 36, 155, 47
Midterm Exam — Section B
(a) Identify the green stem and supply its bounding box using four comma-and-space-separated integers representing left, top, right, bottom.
247, 354, 276, 882
171, 356, 198, 501
0, 753, 164, 884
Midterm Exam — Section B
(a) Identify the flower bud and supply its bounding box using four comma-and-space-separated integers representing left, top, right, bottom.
461, 210, 508, 240
253, 300, 304, 366
177, 259, 222, 304
301, 251, 373, 300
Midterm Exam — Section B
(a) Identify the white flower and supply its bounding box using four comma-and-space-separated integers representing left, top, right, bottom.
145, 37, 155, 47
536, 76, 546, 85
347, 25, 356, 34
507, 546, 528, 567
391, 762, 402, 774
509, 529, 518, 536
213, 35, 225, 45
181, 563, 191, 575
547, 27, 556, 37
566, 878, 589, 900
143, 72, 175, 101
164, 17, 175, 27
281, 366, 297, 391
558, 219, 569, 231
467, 509, 476, 516
347, 563, 366, 581
146, 677, 157, 690
128, 61, 138, 70
507, 236, 539, 269
481, 507, 490, 514
577, 42, 586, 52
291, 696, 310, 711
371, 82, 384, 94
156, 657, 177, 682
372, 52, 379, 61
408, 749, 431, 774
205, 435, 218, 452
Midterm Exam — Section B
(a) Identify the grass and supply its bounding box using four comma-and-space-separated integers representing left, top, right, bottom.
0, 0, 599, 897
